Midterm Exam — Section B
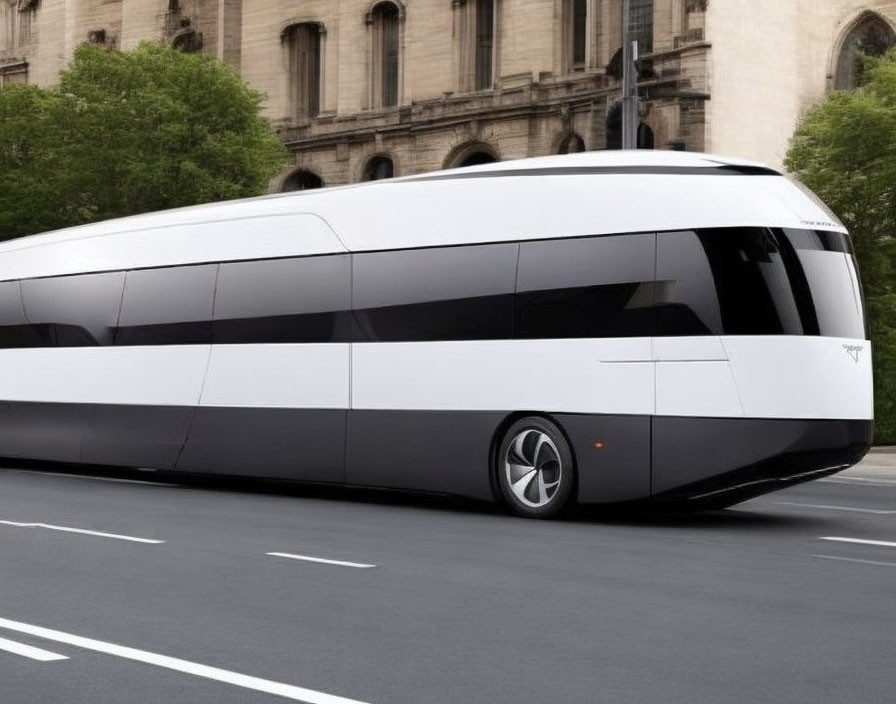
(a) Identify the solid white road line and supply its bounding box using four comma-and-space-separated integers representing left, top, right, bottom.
266, 552, 377, 569
0, 520, 164, 545
814, 554, 896, 568
775, 502, 896, 514
0, 636, 68, 662
0, 617, 369, 704
819, 536, 896, 548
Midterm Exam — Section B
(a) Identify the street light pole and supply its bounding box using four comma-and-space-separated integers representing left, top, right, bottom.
621, 0, 638, 149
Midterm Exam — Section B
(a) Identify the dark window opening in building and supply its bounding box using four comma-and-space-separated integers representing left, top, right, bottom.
281, 170, 324, 192
835, 13, 896, 90
605, 102, 622, 149
458, 151, 498, 167
567, 0, 588, 71
172, 29, 202, 53
570, 0, 587, 69
475, 0, 495, 90
285, 23, 322, 121
372, 2, 400, 108
637, 123, 654, 149
364, 156, 394, 181
629, 0, 654, 55
558, 133, 586, 154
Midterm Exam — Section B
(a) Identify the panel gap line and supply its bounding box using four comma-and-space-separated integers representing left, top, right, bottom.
266, 552, 377, 569
775, 502, 896, 514
818, 536, 896, 548
0, 520, 164, 544
0, 636, 68, 662
813, 554, 896, 568
8, 469, 178, 487
0, 616, 369, 704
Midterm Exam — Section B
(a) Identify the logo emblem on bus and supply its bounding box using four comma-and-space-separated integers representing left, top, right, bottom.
842, 344, 864, 363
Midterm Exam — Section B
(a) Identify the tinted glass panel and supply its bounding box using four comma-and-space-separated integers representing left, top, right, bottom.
353, 244, 517, 341
116, 265, 217, 345
0, 280, 43, 347
783, 229, 866, 339
656, 229, 808, 336
515, 234, 655, 338
22, 272, 124, 346
214, 255, 352, 343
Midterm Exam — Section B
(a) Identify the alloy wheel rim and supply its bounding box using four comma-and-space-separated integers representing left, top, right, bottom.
504, 429, 562, 508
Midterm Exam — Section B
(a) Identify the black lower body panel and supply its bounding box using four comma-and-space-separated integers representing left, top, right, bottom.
0, 399, 873, 509
651, 417, 873, 507
176, 407, 346, 483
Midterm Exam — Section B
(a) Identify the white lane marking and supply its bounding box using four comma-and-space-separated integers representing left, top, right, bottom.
775, 502, 896, 514
266, 553, 377, 569
821, 477, 896, 487
814, 554, 896, 568
0, 617, 367, 704
0, 520, 164, 545
8, 469, 177, 487
819, 536, 896, 548
0, 636, 68, 662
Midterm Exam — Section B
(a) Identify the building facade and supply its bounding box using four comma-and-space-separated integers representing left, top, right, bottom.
1, 1, 895, 190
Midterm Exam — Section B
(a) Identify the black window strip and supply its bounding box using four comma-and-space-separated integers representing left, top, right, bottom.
0, 228, 860, 348
404, 164, 782, 182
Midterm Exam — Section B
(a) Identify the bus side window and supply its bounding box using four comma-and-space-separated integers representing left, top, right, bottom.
213, 254, 352, 344
0, 280, 42, 348
22, 272, 125, 346
116, 264, 217, 345
515, 233, 655, 339
352, 244, 518, 342
654, 230, 722, 336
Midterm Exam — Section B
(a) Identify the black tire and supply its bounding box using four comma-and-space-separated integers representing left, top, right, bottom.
496, 416, 576, 519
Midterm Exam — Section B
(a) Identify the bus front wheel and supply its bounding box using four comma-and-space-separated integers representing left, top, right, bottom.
496, 417, 575, 518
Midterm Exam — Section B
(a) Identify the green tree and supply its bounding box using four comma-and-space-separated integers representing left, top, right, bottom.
787, 49, 896, 444
0, 42, 287, 240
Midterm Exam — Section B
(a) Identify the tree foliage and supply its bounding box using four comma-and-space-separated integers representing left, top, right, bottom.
787, 50, 896, 443
0, 43, 287, 239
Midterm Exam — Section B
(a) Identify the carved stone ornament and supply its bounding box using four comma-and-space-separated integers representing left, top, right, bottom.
17, 0, 39, 12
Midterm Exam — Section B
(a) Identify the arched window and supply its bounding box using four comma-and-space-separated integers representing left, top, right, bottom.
629, 0, 654, 54
637, 123, 654, 149
370, 2, 400, 108
835, 13, 896, 90
566, 0, 588, 71
281, 170, 323, 192
558, 133, 586, 154
363, 156, 394, 181
284, 22, 323, 121
458, 151, 497, 167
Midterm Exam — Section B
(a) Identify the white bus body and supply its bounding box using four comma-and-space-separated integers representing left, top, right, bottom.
0, 151, 873, 516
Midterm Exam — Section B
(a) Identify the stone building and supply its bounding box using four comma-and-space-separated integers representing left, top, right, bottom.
0, 1, 895, 191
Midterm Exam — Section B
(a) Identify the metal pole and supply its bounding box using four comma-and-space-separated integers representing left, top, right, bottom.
621, 0, 639, 149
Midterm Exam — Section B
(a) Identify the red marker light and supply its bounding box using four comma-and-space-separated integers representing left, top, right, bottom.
594, 441, 605, 450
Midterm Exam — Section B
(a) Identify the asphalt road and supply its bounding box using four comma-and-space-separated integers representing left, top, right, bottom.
1, 455, 895, 704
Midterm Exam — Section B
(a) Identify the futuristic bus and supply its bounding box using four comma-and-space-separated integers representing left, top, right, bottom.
0, 151, 873, 517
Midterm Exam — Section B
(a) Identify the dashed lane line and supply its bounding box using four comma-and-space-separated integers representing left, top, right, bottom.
0, 636, 68, 662
0, 617, 370, 704
267, 552, 377, 569
0, 520, 164, 544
